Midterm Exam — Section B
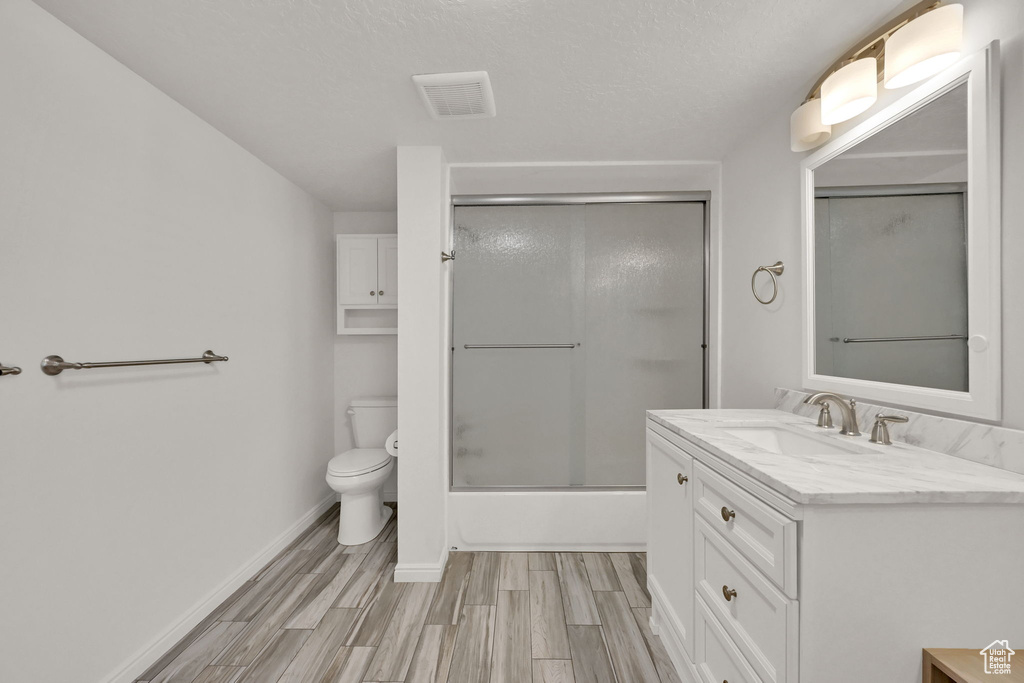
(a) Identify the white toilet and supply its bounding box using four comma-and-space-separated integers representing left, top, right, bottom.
326, 397, 398, 545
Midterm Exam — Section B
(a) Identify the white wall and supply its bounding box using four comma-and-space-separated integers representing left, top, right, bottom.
0, 2, 335, 681
395, 147, 451, 581
720, 0, 1024, 429
333, 211, 399, 500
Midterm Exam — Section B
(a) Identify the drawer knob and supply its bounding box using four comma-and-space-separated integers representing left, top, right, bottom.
721, 507, 736, 522
722, 585, 738, 601
677, 473, 688, 485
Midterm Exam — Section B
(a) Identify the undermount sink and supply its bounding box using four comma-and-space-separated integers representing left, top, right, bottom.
721, 425, 875, 456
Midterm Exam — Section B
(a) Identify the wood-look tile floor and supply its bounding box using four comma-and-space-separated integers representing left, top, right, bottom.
137, 504, 680, 683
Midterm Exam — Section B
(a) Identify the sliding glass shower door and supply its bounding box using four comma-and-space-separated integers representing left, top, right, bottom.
451, 201, 705, 489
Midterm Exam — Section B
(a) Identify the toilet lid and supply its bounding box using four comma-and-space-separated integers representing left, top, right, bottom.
328, 448, 392, 477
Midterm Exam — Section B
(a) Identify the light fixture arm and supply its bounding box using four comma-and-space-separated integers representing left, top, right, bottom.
803, 0, 943, 103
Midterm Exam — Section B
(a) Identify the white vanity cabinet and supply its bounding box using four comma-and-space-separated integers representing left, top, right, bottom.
646, 429, 695, 658
646, 414, 1024, 683
336, 235, 398, 334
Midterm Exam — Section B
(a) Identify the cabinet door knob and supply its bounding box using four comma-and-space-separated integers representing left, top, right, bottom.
721, 507, 736, 522
722, 585, 737, 601
677, 473, 688, 485
378, 290, 384, 295
370, 290, 376, 295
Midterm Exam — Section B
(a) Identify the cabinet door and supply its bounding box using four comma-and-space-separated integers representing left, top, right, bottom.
377, 237, 398, 305
337, 237, 379, 305
647, 428, 695, 658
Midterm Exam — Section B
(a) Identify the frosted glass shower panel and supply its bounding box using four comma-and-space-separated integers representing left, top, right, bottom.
452, 206, 584, 488
583, 203, 705, 485
451, 202, 706, 488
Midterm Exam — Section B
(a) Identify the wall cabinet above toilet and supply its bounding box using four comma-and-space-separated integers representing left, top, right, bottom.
337, 235, 398, 335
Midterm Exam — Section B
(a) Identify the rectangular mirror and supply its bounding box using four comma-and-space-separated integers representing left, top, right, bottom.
801, 43, 1001, 420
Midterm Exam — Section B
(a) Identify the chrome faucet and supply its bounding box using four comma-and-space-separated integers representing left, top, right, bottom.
803, 392, 861, 436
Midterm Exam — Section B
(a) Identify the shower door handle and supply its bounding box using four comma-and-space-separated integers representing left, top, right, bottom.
463, 343, 578, 350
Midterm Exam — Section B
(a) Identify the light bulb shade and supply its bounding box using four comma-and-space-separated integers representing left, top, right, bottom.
884, 4, 963, 89
820, 57, 878, 125
791, 99, 832, 152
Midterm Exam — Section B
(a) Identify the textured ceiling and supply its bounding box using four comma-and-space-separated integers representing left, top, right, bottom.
32, 0, 905, 210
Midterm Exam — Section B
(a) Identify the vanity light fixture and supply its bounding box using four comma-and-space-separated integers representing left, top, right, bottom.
790, 1, 963, 152
820, 57, 878, 125
884, 3, 964, 89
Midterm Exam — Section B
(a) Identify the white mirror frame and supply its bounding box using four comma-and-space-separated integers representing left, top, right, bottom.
801, 42, 1001, 421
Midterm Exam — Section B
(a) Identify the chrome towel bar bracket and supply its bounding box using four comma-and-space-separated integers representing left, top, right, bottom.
0, 362, 22, 376
40, 349, 228, 376
752, 261, 784, 305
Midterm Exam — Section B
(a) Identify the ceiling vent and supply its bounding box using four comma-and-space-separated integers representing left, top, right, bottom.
412, 71, 496, 120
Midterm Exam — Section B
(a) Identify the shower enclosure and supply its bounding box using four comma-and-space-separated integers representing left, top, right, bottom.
450, 195, 707, 489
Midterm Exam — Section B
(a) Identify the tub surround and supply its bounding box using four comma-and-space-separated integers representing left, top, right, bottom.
776, 387, 1024, 475
648, 408, 1024, 505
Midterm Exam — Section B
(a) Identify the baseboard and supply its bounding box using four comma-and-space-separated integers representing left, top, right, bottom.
394, 546, 449, 583
649, 575, 700, 683
102, 493, 337, 683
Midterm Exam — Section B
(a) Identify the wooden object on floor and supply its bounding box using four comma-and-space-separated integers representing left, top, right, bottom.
924, 648, 1023, 683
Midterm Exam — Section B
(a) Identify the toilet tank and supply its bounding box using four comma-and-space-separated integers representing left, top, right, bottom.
349, 397, 398, 448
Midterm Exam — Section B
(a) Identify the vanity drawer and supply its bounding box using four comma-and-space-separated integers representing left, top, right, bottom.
695, 516, 797, 683
694, 595, 763, 683
693, 462, 797, 596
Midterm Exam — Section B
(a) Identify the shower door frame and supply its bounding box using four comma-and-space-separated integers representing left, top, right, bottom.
447, 192, 711, 492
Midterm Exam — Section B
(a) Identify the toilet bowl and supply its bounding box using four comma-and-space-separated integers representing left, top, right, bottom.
326, 397, 398, 545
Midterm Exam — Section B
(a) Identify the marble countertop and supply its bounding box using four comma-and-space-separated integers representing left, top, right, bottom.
648, 409, 1024, 505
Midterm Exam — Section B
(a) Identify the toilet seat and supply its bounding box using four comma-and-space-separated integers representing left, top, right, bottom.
328, 448, 392, 478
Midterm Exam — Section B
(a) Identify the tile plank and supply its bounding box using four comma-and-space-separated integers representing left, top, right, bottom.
332, 541, 396, 608
343, 578, 407, 646
529, 570, 571, 659
528, 552, 556, 571
285, 554, 365, 629
533, 659, 576, 683
318, 646, 375, 683
220, 549, 315, 621
498, 553, 529, 591
235, 629, 310, 683
583, 553, 621, 592
149, 622, 247, 683
446, 605, 496, 683
489, 591, 531, 683
555, 553, 601, 625
465, 552, 500, 606
609, 553, 651, 608
424, 551, 474, 625
593, 591, 660, 683
213, 574, 318, 667
405, 625, 457, 683
633, 607, 684, 683
191, 666, 245, 683
277, 608, 361, 683
363, 581, 438, 681
567, 625, 617, 683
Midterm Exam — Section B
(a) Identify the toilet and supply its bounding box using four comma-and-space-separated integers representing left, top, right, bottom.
326, 397, 398, 545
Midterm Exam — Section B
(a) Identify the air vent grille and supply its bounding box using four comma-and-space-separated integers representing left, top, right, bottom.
412, 71, 496, 119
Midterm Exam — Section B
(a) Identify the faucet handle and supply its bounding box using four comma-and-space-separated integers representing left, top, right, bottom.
869, 414, 908, 445
816, 402, 834, 429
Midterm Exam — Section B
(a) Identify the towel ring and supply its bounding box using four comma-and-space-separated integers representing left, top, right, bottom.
752, 261, 784, 305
